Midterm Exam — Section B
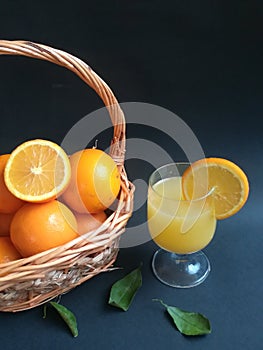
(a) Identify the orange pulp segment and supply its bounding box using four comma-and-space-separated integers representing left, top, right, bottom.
4, 139, 71, 203
182, 158, 249, 220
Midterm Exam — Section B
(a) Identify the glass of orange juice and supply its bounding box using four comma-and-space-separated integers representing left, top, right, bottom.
147, 163, 217, 288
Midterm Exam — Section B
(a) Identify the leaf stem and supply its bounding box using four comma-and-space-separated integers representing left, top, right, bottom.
152, 298, 168, 309
43, 304, 47, 319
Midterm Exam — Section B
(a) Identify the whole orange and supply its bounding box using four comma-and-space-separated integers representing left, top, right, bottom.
10, 200, 79, 257
62, 149, 121, 214
0, 236, 21, 263
0, 154, 24, 213
75, 211, 107, 235
0, 212, 15, 236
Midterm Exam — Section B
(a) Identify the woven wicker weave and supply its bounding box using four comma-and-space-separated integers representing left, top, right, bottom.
0, 40, 134, 312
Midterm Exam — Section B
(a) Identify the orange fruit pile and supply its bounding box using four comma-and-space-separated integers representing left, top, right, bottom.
0, 139, 120, 261
182, 157, 249, 220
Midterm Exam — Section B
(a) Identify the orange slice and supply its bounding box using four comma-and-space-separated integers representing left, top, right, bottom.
4, 139, 71, 203
182, 158, 249, 220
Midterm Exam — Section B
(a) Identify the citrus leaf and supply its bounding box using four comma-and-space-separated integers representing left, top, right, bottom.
109, 266, 142, 311
49, 302, 78, 337
153, 299, 211, 336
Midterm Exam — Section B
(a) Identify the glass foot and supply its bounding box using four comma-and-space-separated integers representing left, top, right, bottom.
152, 249, 211, 288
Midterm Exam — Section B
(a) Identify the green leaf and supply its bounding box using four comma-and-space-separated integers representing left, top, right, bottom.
108, 266, 142, 311
48, 302, 78, 337
153, 299, 211, 336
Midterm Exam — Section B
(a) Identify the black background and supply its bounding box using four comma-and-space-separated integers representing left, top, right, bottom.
0, 1, 262, 349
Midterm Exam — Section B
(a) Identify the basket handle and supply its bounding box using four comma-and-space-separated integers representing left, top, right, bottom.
0, 40, 126, 164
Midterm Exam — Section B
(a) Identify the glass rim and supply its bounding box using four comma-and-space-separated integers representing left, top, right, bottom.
149, 162, 214, 202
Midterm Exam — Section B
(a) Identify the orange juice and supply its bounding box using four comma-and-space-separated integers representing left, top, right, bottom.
147, 177, 216, 254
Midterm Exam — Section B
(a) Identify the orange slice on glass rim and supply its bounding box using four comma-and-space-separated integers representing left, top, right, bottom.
182, 158, 249, 220
4, 139, 71, 203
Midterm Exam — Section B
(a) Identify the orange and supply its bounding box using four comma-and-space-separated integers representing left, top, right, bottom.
10, 200, 79, 257
4, 139, 71, 203
0, 236, 21, 263
0, 154, 24, 213
62, 148, 121, 214
182, 157, 249, 220
75, 211, 107, 235
0, 213, 15, 236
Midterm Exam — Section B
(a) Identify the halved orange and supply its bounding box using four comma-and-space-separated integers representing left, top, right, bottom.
182, 158, 249, 220
4, 139, 71, 203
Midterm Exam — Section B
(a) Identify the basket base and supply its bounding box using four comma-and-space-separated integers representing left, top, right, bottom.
0, 245, 119, 312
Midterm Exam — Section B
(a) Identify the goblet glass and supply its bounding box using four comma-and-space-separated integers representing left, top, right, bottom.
147, 163, 216, 288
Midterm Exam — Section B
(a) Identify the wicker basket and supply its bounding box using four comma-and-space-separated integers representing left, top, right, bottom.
0, 40, 134, 312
